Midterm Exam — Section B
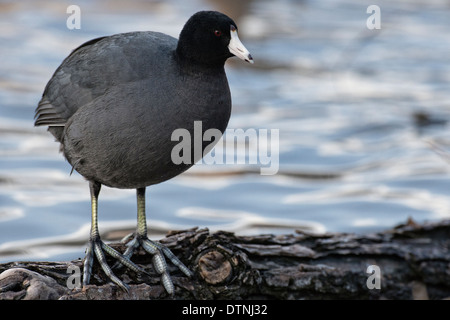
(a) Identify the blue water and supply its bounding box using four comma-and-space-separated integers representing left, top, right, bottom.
1, 0, 450, 262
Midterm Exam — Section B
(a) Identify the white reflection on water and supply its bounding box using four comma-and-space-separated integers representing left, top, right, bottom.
0, 207, 24, 223
177, 207, 326, 235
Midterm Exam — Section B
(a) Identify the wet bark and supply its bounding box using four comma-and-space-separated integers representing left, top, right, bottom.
0, 219, 449, 300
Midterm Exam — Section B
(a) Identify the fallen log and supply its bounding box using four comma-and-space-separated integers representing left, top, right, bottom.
0, 219, 449, 300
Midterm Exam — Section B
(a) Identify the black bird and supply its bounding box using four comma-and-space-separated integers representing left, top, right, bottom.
34, 11, 253, 292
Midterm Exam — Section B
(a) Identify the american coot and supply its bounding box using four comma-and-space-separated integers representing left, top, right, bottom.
34, 11, 253, 293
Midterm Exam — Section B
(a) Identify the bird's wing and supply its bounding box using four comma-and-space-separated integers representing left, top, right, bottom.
35, 36, 107, 127
34, 32, 178, 132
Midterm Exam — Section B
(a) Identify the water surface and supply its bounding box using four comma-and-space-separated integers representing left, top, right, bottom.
1, 0, 450, 262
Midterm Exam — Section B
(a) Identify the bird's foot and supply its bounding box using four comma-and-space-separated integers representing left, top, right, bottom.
116, 234, 192, 294
83, 236, 148, 292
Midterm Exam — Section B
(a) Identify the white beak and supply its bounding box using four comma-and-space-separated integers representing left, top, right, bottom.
228, 26, 254, 64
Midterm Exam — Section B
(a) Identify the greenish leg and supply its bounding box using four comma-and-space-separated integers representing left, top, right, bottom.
118, 187, 193, 294
136, 187, 147, 237
82, 181, 147, 292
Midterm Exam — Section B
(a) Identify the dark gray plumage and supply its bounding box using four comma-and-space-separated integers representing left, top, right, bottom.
37, 32, 230, 187
34, 10, 253, 292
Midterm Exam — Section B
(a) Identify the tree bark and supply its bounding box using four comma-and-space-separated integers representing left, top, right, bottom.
0, 219, 449, 300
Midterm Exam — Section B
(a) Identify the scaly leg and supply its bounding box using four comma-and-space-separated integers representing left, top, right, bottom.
82, 181, 148, 291
117, 187, 192, 294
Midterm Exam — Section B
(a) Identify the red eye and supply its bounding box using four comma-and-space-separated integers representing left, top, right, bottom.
214, 30, 222, 37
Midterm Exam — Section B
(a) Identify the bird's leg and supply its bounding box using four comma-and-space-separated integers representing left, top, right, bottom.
82, 181, 147, 291
119, 187, 192, 294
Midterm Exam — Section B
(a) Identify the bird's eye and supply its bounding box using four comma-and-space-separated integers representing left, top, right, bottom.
214, 30, 222, 37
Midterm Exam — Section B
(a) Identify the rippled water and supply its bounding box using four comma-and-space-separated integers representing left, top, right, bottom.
1, 0, 450, 262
